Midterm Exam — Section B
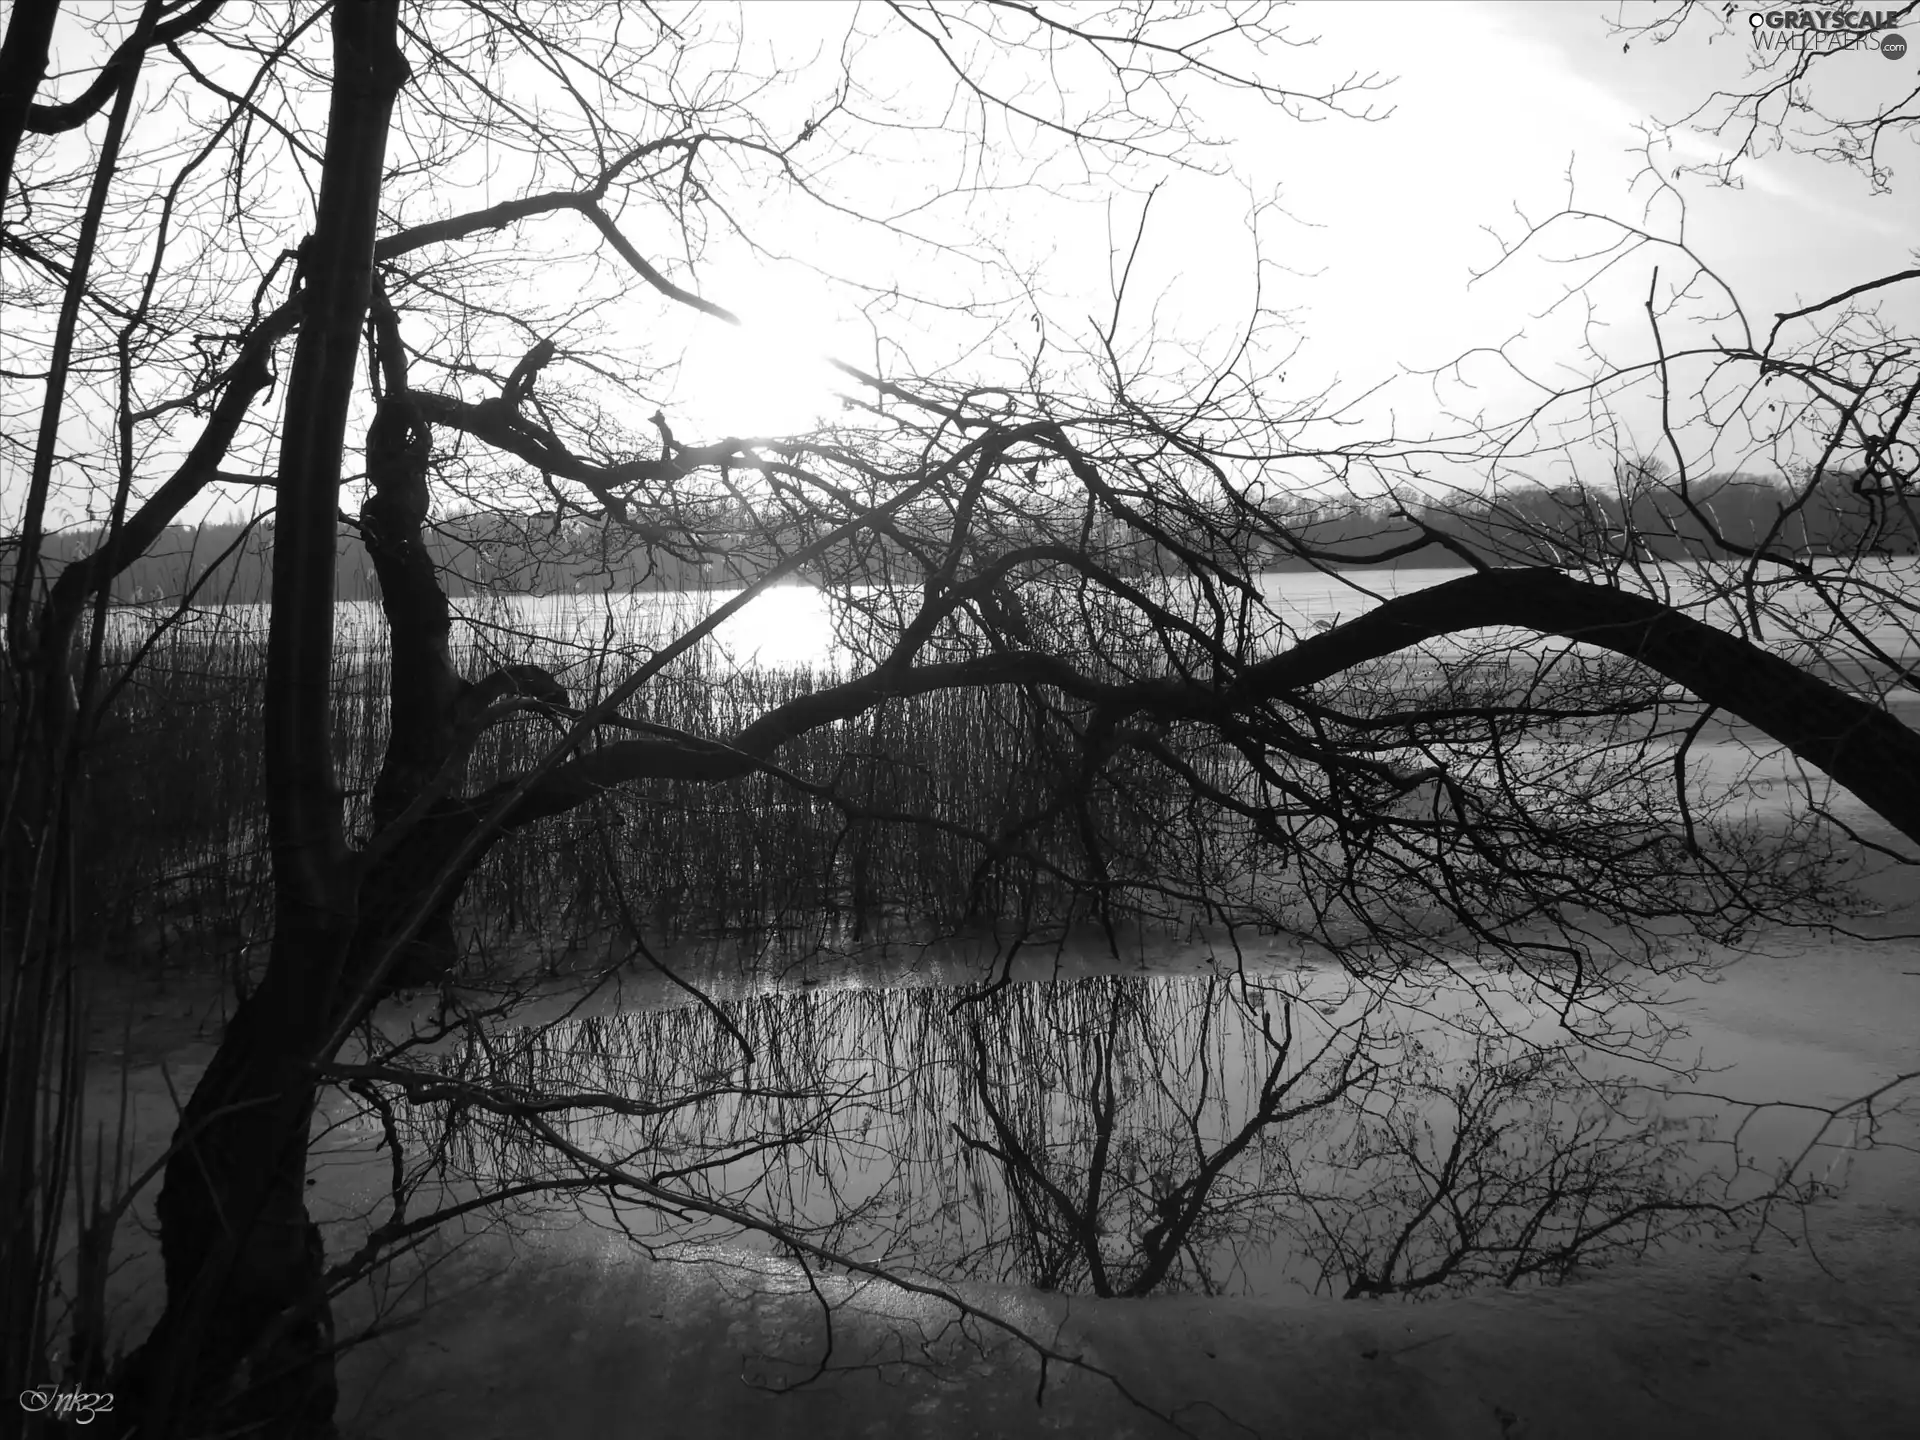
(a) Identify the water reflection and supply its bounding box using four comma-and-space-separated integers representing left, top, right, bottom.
109, 560, 1920, 675
369, 965, 1730, 1300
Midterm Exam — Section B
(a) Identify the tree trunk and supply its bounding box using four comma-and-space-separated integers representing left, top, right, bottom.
0, 0, 59, 208
363, 393, 463, 832
115, 5, 406, 1435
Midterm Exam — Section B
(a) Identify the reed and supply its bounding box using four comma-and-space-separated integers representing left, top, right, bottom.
77, 608, 399, 978
82, 601, 1203, 976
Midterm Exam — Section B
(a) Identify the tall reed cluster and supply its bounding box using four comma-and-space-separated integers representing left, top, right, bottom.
83, 602, 1198, 977
80, 611, 388, 976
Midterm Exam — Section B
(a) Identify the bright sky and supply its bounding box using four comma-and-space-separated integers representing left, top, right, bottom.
10, 1, 1918, 527
677, 1, 1919, 491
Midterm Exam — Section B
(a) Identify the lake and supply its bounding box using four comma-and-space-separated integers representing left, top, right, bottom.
98, 556, 1920, 1304
107, 559, 1920, 681
315, 906, 1905, 1306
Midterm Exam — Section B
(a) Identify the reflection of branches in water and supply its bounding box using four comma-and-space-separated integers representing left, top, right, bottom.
328, 967, 1778, 1307
949, 972, 1385, 1296
1682, 1066, 1920, 1255
1283, 1039, 1731, 1299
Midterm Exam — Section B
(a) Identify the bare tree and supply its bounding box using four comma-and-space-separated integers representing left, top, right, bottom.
1, 3, 1914, 1438
1609, 0, 1919, 193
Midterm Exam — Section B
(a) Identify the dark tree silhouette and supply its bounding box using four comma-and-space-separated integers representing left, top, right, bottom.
1, 4, 1914, 1437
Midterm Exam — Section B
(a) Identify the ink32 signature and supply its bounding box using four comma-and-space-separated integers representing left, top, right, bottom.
19, 1385, 117, 1426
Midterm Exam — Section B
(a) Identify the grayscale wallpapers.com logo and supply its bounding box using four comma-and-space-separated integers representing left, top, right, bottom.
1746, 7, 1908, 56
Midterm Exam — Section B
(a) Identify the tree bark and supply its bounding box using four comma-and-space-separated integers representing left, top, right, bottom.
4, 0, 158, 666
359, 383, 474, 988
116, 5, 406, 1435
0, 0, 59, 209
363, 393, 462, 830
20, 0, 223, 136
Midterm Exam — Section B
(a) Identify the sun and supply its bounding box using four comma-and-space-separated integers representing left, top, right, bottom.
675, 286, 846, 439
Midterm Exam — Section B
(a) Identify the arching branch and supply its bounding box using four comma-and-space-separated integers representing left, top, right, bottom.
1236, 568, 1920, 846
485, 568, 1920, 848
23, 0, 224, 134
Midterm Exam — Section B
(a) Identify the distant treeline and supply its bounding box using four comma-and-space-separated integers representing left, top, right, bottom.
1264, 469, 1917, 570
23, 470, 1914, 605
28, 508, 725, 606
